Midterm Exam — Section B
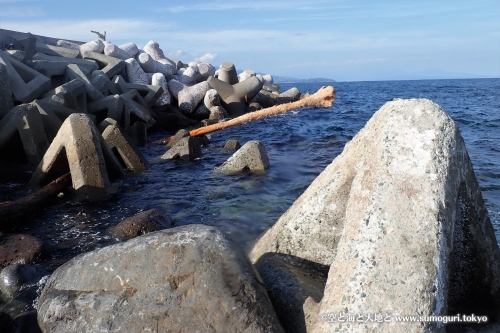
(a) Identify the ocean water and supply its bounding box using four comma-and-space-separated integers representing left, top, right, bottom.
0, 78, 499, 321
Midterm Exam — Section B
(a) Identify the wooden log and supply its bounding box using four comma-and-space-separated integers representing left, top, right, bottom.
152, 85, 336, 144
0, 173, 71, 228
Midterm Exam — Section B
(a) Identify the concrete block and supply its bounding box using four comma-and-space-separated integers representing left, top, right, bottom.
0, 63, 14, 119
56, 40, 80, 50
218, 62, 238, 85
27, 60, 67, 79
151, 73, 171, 107
97, 117, 118, 133
33, 99, 76, 122
0, 50, 51, 103
126, 121, 148, 147
41, 79, 87, 113
125, 58, 149, 85
136, 52, 156, 73
197, 63, 216, 81
43, 44, 80, 58
167, 129, 190, 148
104, 43, 129, 60
32, 100, 64, 141
238, 69, 256, 82
0, 103, 50, 167
272, 84, 280, 95
178, 66, 201, 85
6, 50, 26, 63
119, 42, 139, 59
193, 88, 227, 120
29, 113, 125, 201
102, 124, 149, 173
121, 89, 156, 128
81, 51, 126, 79
224, 139, 241, 150
16, 36, 36, 61
111, 75, 163, 108
88, 94, 127, 129
276, 87, 301, 104
161, 136, 201, 161
90, 70, 110, 96
207, 76, 263, 117
33, 52, 98, 72
168, 79, 210, 114
262, 74, 274, 90
143, 40, 166, 61
216, 140, 270, 173
65, 64, 104, 101
80, 39, 105, 54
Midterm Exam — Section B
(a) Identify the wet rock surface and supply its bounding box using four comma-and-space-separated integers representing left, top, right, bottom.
37, 224, 285, 333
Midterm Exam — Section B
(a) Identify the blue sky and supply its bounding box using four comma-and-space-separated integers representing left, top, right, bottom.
0, 0, 499, 81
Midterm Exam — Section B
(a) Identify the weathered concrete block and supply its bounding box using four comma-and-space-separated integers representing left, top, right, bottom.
151, 73, 171, 106
90, 69, 110, 96
6, 49, 26, 63
166, 129, 190, 148
216, 140, 270, 173
125, 58, 149, 85
0, 103, 50, 167
276, 87, 301, 104
104, 42, 129, 60
107, 209, 173, 240
42, 43, 80, 58
79, 39, 104, 54
0, 62, 14, 119
161, 136, 201, 161
120, 89, 156, 129
88, 95, 127, 129
224, 139, 241, 150
168, 79, 210, 114
262, 74, 274, 90
37, 225, 284, 333
126, 121, 148, 147
118, 42, 138, 59
0, 50, 51, 103
197, 62, 215, 81
32, 100, 64, 141
41, 79, 87, 113
248, 98, 500, 332
56, 39, 80, 50
218, 62, 238, 85
82, 51, 126, 79
102, 124, 149, 173
238, 69, 256, 82
27, 59, 67, 80
207, 76, 263, 117
111, 75, 163, 108
136, 52, 156, 73
178, 65, 201, 85
192, 88, 227, 120
29, 113, 125, 201
32, 52, 98, 73
66, 64, 104, 101
143, 40, 166, 61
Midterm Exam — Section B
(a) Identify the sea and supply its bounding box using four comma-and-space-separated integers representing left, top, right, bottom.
0, 78, 499, 327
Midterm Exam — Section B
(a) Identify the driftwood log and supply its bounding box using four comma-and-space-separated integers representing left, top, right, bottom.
153, 85, 336, 144
0, 173, 71, 228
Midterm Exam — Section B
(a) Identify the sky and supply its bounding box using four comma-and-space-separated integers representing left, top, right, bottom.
0, 0, 499, 81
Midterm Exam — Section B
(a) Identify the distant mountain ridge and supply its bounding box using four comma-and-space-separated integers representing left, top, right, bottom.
272, 76, 336, 84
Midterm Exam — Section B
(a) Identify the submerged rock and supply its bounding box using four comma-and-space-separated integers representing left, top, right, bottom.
250, 98, 500, 332
37, 224, 284, 333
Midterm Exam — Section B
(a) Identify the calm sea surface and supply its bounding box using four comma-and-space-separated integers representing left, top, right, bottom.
1, 78, 499, 319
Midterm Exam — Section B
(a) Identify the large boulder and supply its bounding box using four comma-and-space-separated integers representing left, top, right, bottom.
37, 224, 284, 333
250, 98, 500, 332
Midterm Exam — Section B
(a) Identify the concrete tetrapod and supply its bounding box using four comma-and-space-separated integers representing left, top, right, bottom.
81, 51, 126, 79
0, 50, 51, 103
218, 62, 239, 85
216, 140, 270, 174
29, 113, 125, 201
110, 75, 163, 108
0, 103, 50, 167
0, 62, 14, 119
88, 94, 127, 129
207, 76, 263, 117
41, 79, 88, 113
65, 64, 104, 101
167, 80, 210, 115
249, 98, 500, 333
101, 124, 149, 173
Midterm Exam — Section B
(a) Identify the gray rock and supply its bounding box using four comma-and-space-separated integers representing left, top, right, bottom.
0, 234, 47, 269
37, 225, 284, 333
108, 209, 173, 239
0, 264, 37, 297
216, 140, 270, 173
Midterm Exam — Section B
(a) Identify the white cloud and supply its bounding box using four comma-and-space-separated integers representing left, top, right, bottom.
0, 6, 46, 18
194, 52, 218, 63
